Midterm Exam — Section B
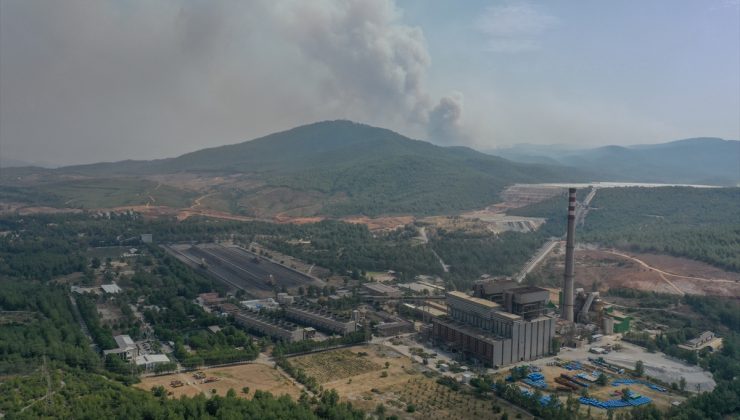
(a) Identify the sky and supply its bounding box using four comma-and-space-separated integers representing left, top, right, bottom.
1, 0, 738, 166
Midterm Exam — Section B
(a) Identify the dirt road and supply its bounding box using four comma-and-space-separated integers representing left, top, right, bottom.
605, 250, 736, 283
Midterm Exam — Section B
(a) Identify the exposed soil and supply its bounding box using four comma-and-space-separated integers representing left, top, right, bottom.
291, 344, 527, 420
341, 216, 415, 231
536, 248, 740, 297
290, 349, 382, 383
176, 208, 256, 222
135, 363, 301, 399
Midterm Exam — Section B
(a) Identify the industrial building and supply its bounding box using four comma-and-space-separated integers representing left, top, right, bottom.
103, 335, 138, 360
503, 287, 551, 319
240, 298, 279, 312
398, 281, 445, 294
603, 309, 631, 333
276, 293, 295, 305
234, 310, 306, 342
362, 282, 402, 298
679, 331, 722, 352
401, 302, 447, 319
284, 304, 357, 335
216, 302, 241, 315
432, 291, 556, 368
369, 311, 415, 336
473, 279, 551, 320
197, 292, 225, 307
472, 277, 519, 301
101, 283, 123, 294
134, 354, 171, 371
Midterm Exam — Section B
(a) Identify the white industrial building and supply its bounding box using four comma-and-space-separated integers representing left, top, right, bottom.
134, 354, 171, 370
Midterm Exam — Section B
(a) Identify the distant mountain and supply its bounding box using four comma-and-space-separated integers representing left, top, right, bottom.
489, 137, 740, 186
0, 157, 58, 169
2, 121, 588, 217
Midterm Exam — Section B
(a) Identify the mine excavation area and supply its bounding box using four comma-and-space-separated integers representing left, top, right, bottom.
163, 243, 325, 298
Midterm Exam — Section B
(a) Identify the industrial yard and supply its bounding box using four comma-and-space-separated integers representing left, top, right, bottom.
492, 356, 687, 414
164, 243, 325, 298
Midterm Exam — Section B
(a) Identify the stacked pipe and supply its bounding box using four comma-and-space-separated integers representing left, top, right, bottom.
562, 187, 577, 323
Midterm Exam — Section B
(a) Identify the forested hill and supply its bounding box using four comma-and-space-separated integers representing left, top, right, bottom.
510, 186, 740, 272
61, 120, 582, 181
2, 121, 588, 217
491, 137, 740, 186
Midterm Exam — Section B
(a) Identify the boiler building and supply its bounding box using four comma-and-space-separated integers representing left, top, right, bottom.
432, 290, 556, 368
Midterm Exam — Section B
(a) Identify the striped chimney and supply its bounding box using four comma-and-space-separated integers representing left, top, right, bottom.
562, 188, 577, 323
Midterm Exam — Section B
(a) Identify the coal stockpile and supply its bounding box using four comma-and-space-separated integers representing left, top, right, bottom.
164, 243, 325, 298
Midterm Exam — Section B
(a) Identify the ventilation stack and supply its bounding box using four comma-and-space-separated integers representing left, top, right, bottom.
562, 187, 576, 323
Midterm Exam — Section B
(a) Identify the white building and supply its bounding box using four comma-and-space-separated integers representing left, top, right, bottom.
101, 283, 123, 294
277, 293, 295, 305
135, 354, 171, 370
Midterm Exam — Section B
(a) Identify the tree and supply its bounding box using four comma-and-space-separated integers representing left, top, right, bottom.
679, 376, 686, 391
621, 388, 631, 401
91, 257, 101, 269
596, 373, 608, 386
634, 360, 645, 377
151, 386, 167, 398
242, 386, 250, 395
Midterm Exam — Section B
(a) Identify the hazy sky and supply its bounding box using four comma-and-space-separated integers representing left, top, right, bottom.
1, 0, 738, 165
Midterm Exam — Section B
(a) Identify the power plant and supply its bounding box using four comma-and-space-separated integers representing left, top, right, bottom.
562, 187, 577, 323
431, 289, 556, 368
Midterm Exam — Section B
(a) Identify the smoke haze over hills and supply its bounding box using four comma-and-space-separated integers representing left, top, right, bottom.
1, 0, 738, 165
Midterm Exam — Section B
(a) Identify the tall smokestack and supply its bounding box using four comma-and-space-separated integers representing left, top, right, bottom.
562, 187, 577, 323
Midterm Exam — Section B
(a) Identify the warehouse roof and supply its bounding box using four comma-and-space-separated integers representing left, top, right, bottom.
134, 354, 170, 366
101, 283, 122, 294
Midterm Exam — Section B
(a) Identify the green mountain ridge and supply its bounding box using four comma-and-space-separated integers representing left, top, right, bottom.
1, 120, 588, 217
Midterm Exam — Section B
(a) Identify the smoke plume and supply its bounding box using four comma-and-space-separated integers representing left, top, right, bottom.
0, 0, 466, 165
